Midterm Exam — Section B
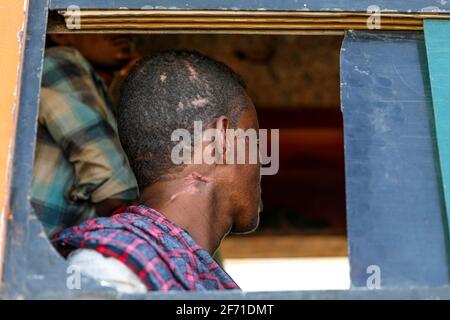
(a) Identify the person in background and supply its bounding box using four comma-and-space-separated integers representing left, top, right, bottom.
32, 35, 140, 237
52, 50, 262, 293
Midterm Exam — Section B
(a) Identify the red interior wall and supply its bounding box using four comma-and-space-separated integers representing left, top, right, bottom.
257, 107, 346, 230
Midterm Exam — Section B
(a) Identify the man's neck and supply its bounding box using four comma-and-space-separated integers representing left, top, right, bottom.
140, 173, 232, 256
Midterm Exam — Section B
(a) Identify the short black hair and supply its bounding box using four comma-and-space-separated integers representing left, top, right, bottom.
118, 50, 249, 189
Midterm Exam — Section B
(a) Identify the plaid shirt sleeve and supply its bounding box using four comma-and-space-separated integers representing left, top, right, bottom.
39, 49, 138, 204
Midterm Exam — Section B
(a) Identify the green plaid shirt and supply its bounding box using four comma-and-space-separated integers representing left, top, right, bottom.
32, 47, 138, 237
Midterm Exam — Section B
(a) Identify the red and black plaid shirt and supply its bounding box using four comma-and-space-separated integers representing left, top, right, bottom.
52, 205, 240, 291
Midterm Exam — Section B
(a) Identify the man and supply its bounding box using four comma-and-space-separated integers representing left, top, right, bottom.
52, 50, 262, 292
32, 35, 139, 237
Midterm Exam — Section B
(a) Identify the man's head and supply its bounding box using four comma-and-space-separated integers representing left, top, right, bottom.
48, 34, 134, 70
118, 50, 261, 233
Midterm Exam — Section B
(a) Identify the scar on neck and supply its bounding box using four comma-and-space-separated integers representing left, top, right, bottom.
186, 172, 211, 183
169, 172, 211, 202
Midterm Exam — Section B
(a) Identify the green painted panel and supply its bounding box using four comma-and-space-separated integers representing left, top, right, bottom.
424, 19, 450, 237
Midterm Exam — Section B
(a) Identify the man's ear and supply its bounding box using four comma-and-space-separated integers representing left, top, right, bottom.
215, 116, 229, 163
202, 116, 229, 165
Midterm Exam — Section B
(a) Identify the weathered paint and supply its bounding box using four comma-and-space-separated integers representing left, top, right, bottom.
0, 0, 29, 285
49, 0, 450, 12
342, 30, 450, 288
424, 19, 450, 249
